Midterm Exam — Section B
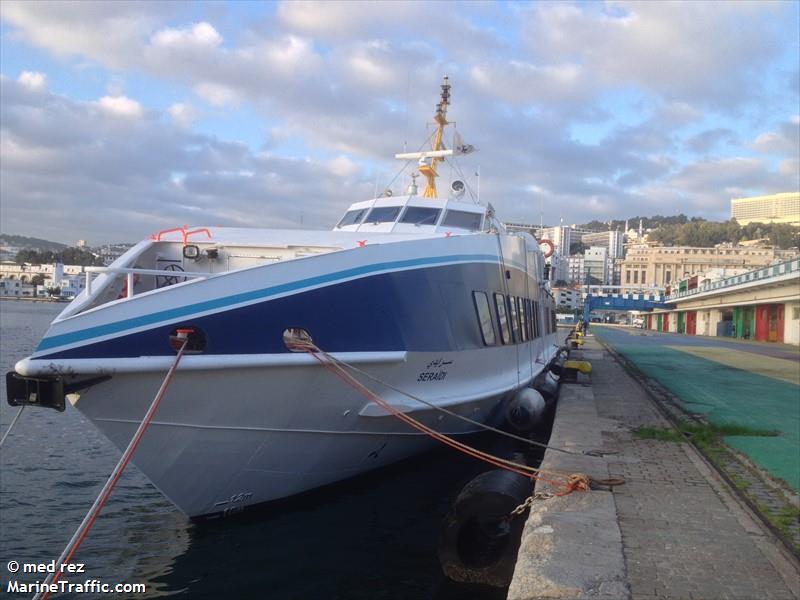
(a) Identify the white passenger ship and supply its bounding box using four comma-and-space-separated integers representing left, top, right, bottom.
8, 79, 559, 518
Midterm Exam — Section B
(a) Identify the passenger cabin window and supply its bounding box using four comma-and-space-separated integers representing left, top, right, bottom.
532, 301, 540, 337
365, 206, 402, 223
529, 300, 536, 339
472, 292, 496, 346
442, 210, 483, 231
508, 297, 520, 343
525, 299, 533, 339
494, 293, 511, 344
518, 298, 527, 342
337, 208, 368, 228
400, 206, 441, 226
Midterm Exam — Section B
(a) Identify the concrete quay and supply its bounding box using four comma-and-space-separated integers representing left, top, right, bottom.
508, 336, 800, 600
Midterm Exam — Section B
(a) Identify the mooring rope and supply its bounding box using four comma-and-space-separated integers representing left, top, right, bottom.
0, 405, 25, 449
34, 337, 189, 600
324, 350, 587, 457
289, 339, 588, 492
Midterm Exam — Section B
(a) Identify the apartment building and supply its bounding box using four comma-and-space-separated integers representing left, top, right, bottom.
581, 230, 625, 259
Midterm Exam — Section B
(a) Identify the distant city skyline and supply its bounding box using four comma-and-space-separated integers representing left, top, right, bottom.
1, 1, 798, 243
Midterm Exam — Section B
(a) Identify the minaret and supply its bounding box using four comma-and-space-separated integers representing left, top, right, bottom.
638, 219, 643, 237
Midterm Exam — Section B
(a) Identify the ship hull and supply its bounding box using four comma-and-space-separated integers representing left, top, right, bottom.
15, 231, 559, 517
72, 348, 541, 518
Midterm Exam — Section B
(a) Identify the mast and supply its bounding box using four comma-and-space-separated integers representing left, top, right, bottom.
394, 76, 458, 199
419, 76, 450, 198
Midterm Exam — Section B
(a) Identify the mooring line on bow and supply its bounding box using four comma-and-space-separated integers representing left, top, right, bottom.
35, 334, 190, 600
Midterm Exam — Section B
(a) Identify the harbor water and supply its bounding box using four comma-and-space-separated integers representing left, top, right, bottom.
0, 300, 514, 599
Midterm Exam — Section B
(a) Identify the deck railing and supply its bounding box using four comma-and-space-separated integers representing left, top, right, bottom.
84, 266, 210, 297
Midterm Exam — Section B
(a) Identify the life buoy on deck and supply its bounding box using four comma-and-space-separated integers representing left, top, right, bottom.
538, 239, 555, 258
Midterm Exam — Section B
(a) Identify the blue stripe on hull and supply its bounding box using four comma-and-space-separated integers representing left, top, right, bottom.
39, 262, 539, 360
38, 254, 518, 352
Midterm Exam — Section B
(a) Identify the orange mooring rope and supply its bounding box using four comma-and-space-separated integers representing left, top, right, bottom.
293, 340, 587, 494
35, 337, 189, 600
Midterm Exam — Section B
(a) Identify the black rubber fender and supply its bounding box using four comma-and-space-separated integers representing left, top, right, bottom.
534, 371, 560, 403
438, 469, 533, 587
548, 354, 566, 377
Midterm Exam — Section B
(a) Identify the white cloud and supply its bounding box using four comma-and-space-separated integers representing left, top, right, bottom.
325, 155, 359, 177
0, 1, 797, 237
168, 103, 197, 127
192, 82, 241, 107
1, 0, 174, 69
96, 95, 143, 118
523, 1, 784, 105
470, 61, 587, 104
17, 70, 47, 90
684, 129, 737, 154
277, 1, 420, 38
753, 132, 788, 153
259, 35, 321, 76
778, 158, 799, 178
151, 22, 222, 49
347, 44, 395, 89
751, 118, 800, 155
0, 77, 374, 242
633, 155, 792, 217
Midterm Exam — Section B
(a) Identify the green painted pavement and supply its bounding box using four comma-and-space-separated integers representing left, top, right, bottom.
594, 330, 800, 492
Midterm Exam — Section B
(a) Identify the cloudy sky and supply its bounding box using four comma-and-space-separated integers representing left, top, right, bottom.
1, 1, 798, 244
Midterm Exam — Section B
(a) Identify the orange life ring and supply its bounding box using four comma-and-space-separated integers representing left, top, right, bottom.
538, 239, 555, 258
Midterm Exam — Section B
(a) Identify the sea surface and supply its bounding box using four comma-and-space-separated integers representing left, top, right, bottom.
0, 300, 520, 599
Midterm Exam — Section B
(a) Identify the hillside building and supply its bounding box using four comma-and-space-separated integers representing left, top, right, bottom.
731, 192, 800, 226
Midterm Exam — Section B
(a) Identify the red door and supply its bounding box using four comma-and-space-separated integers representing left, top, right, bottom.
662, 313, 669, 332
686, 311, 697, 335
771, 305, 784, 343
755, 305, 769, 341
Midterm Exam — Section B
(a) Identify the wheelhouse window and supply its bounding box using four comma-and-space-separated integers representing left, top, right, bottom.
365, 206, 402, 223
508, 297, 520, 343
442, 210, 483, 231
337, 208, 368, 228
472, 292, 496, 346
400, 206, 441, 226
494, 293, 511, 344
